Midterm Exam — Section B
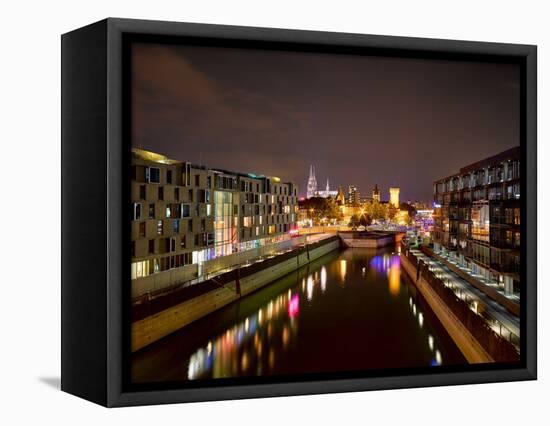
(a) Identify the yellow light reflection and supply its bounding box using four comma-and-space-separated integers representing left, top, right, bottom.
339, 260, 347, 283
388, 263, 401, 296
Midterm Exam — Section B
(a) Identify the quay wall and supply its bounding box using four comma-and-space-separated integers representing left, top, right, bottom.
132, 237, 340, 352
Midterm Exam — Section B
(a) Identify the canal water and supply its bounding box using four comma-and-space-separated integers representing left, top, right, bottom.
131, 246, 465, 384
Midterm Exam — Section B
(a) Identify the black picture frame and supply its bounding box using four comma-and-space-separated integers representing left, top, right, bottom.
61, 17, 537, 407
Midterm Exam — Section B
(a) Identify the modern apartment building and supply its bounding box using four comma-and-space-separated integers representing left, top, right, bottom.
130, 148, 298, 294
347, 185, 359, 205
432, 147, 521, 295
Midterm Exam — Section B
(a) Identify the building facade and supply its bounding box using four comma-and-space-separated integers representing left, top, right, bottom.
306, 165, 318, 199
372, 184, 380, 202
131, 148, 298, 288
432, 147, 520, 295
316, 179, 338, 198
347, 185, 359, 205
389, 187, 400, 207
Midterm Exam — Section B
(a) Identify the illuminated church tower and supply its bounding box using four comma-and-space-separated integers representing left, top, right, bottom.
306, 165, 318, 198
372, 184, 380, 202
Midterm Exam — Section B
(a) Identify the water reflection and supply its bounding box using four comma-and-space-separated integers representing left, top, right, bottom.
339, 260, 347, 284
133, 247, 465, 383
188, 287, 301, 380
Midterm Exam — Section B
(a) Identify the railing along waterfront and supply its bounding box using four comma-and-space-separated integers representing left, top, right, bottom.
401, 242, 519, 362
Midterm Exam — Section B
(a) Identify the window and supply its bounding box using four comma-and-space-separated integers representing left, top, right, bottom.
139, 222, 146, 237
166, 205, 171, 218
158, 186, 164, 201
132, 203, 141, 221
195, 174, 200, 186
173, 219, 180, 233
206, 204, 211, 216
207, 176, 211, 189
148, 239, 155, 254
188, 219, 193, 232
170, 237, 176, 252
139, 185, 146, 199
148, 203, 155, 219
180, 236, 186, 249
181, 203, 190, 218
146, 167, 160, 183
157, 220, 163, 235
174, 187, 180, 201
131, 260, 151, 279
167, 170, 173, 184
131, 241, 135, 257
183, 163, 191, 186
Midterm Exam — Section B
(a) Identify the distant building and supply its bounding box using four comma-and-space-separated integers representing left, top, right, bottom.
372, 184, 380, 202
433, 147, 520, 295
306, 166, 337, 199
389, 187, 400, 207
306, 165, 318, 199
336, 186, 346, 205
317, 179, 338, 198
348, 185, 360, 205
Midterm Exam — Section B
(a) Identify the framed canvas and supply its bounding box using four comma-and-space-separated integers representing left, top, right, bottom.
61, 18, 537, 407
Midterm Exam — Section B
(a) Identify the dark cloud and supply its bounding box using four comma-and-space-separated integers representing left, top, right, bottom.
132, 43, 520, 202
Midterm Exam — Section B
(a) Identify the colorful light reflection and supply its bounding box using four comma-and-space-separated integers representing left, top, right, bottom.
288, 294, 300, 318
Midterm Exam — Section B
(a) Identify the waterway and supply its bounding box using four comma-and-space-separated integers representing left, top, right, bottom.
131, 245, 465, 384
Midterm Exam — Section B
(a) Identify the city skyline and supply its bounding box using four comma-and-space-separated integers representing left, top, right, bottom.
132, 43, 520, 201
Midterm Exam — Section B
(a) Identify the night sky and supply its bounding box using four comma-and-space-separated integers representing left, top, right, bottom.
131, 42, 520, 202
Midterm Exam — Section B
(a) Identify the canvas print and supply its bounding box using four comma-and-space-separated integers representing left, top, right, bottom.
129, 42, 521, 385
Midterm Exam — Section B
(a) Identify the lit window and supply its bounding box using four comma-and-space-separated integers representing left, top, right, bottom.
132, 203, 141, 221
131, 260, 150, 279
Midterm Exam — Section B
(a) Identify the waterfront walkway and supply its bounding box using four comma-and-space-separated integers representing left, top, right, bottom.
408, 248, 520, 350
432, 249, 520, 304
136, 233, 335, 303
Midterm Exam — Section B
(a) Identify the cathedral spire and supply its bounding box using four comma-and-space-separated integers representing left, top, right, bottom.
306, 164, 318, 198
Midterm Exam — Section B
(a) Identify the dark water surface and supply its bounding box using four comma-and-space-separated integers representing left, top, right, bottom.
132, 246, 465, 383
